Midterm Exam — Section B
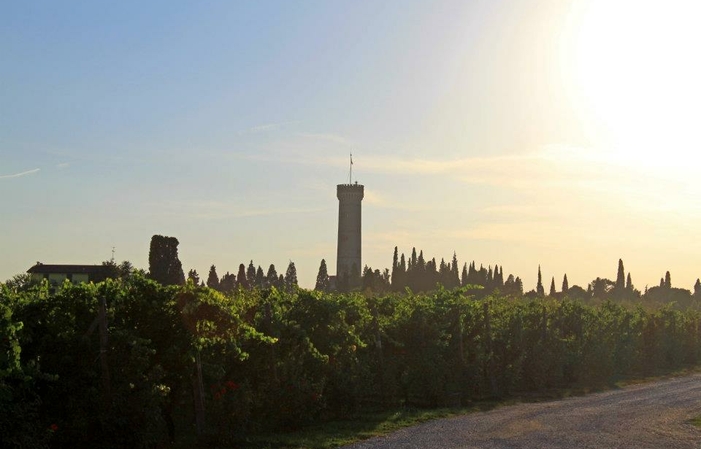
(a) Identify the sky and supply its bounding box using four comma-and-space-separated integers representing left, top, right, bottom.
2, 0, 701, 291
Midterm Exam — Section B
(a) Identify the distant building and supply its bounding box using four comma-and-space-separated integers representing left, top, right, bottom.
336, 182, 364, 286
27, 262, 111, 291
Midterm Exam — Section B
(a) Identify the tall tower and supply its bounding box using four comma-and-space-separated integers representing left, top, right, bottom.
336, 181, 364, 285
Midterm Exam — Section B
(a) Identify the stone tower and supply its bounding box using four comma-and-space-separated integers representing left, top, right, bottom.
336, 182, 364, 285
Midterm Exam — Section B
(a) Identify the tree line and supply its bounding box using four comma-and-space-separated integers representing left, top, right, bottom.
313, 246, 701, 310
146, 236, 701, 308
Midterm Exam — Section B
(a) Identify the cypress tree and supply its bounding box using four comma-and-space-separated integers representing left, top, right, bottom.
536, 265, 545, 297
206, 265, 220, 290
615, 259, 625, 291
626, 273, 633, 290
266, 264, 278, 288
665, 271, 672, 289
550, 277, 556, 297
315, 259, 330, 291
562, 274, 569, 293
255, 266, 265, 288
391, 247, 401, 290
395, 253, 407, 290
451, 252, 460, 287
694, 279, 701, 297
285, 261, 298, 290
247, 261, 256, 285
237, 263, 249, 289
461, 262, 468, 287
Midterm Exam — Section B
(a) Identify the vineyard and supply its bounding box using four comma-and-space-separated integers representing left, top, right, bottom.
2, 276, 701, 448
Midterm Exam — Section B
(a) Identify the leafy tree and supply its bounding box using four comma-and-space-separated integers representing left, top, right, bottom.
207, 265, 220, 290
566, 284, 588, 299
3, 273, 32, 292
148, 235, 185, 285
187, 269, 200, 285
315, 259, 330, 291
220, 272, 236, 293
590, 277, 615, 299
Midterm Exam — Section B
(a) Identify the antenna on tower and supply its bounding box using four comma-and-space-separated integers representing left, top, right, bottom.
349, 152, 353, 184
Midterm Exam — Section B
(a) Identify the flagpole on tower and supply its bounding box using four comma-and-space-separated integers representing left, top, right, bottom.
349, 153, 353, 184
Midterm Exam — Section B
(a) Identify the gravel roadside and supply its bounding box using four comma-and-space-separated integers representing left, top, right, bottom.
343, 374, 701, 449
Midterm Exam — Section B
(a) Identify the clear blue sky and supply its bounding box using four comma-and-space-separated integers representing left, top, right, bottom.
3, 0, 700, 290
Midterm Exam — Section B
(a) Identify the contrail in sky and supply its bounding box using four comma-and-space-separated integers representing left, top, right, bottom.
0, 168, 40, 179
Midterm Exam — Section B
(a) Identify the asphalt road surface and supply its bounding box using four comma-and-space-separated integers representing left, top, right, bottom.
343, 374, 701, 449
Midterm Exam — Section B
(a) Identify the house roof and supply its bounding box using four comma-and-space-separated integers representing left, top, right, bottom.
27, 263, 110, 275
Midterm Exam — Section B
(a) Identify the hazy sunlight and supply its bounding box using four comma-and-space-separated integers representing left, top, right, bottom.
563, 0, 701, 173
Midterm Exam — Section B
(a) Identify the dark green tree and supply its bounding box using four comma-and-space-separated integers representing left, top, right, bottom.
450, 252, 460, 288
549, 277, 556, 297
285, 261, 298, 290
266, 264, 278, 288
590, 277, 615, 299
626, 273, 633, 290
562, 274, 569, 293
391, 247, 404, 291
188, 269, 200, 285
220, 272, 236, 293
665, 271, 672, 289
315, 259, 330, 291
536, 265, 545, 297
206, 265, 220, 290
461, 263, 468, 286
148, 235, 185, 285
247, 261, 256, 285
237, 263, 249, 289
616, 259, 625, 291
694, 279, 701, 298
255, 266, 265, 288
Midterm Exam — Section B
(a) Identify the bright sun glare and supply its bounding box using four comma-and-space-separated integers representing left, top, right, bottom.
563, 0, 701, 173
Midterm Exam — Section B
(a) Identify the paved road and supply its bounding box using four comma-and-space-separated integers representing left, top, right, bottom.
343, 374, 701, 449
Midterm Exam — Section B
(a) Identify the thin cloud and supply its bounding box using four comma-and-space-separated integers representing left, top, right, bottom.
297, 132, 352, 146
158, 200, 324, 220
238, 121, 300, 135
56, 163, 70, 169
0, 168, 40, 179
